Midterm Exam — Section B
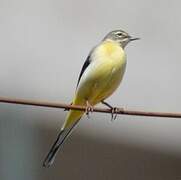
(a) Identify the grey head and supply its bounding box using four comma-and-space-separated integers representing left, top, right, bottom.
103, 29, 140, 48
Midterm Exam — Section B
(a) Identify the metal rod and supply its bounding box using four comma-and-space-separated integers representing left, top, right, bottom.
0, 96, 181, 119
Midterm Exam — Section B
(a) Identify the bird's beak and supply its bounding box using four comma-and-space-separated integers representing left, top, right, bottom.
129, 37, 140, 41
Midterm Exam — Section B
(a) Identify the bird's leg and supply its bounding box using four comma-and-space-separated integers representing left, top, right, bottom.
101, 101, 120, 121
85, 100, 94, 119
64, 102, 73, 111
101, 101, 113, 109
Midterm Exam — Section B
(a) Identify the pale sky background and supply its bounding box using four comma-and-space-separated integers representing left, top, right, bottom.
0, 0, 181, 179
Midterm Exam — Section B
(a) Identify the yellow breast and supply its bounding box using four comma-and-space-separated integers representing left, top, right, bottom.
95, 40, 126, 65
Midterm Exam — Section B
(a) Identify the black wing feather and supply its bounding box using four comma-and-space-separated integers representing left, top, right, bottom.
76, 54, 91, 88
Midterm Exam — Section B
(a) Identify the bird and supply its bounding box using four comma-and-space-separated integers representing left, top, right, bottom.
43, 29, 140, 167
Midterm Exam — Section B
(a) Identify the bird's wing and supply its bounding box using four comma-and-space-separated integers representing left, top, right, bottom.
76, 48, 95, 88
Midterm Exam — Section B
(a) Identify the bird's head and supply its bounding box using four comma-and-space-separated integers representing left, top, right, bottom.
103, 30, 140, 48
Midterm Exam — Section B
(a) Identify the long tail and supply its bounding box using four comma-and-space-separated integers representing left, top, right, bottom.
43, 119, 79, 168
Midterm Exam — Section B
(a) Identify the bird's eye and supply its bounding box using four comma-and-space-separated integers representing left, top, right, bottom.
116, 32, 123, 36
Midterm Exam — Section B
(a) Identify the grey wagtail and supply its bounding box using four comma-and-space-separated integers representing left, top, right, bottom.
43, 29, 140, 167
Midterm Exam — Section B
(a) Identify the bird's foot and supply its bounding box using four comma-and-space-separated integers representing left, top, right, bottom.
101, 101, 123, 122
110, 107, 124, 121
110, 107, 119, 121
64, 103, 72, 111
85, 101, 94, 119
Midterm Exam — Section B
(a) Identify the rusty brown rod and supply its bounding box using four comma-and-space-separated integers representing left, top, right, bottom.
0, 96, 181, 119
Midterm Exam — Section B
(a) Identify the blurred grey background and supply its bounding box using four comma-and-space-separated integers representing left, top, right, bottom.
0, 0, 181, 179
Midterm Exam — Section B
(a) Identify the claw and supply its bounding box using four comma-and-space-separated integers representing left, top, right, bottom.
64, 103, 72, 111
85, 101, 94, 119
111, 107, 119, 121
111, 107, 124, 121
101, 101, 118, 121
64, 107, 70, 111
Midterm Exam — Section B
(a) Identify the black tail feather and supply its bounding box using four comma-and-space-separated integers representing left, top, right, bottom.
43, 121, 79, 168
